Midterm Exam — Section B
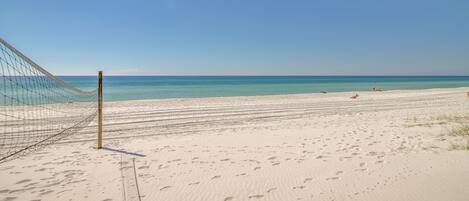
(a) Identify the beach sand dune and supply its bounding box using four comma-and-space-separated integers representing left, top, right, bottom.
1, 87, 469, 201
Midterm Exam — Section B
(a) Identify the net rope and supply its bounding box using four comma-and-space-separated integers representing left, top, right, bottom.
0, 37, 98, 163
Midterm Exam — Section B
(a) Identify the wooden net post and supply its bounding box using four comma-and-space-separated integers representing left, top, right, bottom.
98, 71, 103, 149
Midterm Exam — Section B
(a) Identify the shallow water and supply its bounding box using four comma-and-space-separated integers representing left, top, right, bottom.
60, 76, 469, 101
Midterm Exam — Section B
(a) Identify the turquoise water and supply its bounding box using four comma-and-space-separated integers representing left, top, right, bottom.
61, 76, 469, 101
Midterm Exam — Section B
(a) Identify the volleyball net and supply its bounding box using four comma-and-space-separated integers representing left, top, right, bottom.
0, 37, 98, 162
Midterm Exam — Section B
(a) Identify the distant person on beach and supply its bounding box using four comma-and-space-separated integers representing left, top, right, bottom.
372, 87, 384, 92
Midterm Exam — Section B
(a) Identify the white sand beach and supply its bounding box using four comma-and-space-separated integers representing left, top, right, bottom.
1, 87, 469, 201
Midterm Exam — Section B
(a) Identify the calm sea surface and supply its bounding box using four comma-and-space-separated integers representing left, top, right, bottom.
60, 76, 469, 101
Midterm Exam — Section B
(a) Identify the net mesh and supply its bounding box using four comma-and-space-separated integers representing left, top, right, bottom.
0, 38, 98, 163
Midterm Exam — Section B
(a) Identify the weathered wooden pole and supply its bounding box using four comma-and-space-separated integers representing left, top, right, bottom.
98, 71, 103, 149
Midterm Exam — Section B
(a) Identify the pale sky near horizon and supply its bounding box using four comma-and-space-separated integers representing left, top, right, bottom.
1, 0, 469, 76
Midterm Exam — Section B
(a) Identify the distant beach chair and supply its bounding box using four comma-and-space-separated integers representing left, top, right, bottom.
350, 94, 359, 99
320, 91, 327, 94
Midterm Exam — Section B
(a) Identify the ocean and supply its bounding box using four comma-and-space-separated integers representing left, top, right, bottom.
60, 76, 469, 101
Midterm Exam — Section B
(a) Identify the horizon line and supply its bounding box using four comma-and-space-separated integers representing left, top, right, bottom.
56, 74, 469, 77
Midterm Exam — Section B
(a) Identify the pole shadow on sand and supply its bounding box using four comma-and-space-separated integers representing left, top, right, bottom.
101, 147, 146, 157
100, 147, 144, 201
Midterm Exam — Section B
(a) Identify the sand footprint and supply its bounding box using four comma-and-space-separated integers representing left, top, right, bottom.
303, 178, 313, 183
315, 155, 324, 159
224, 196, 234, 201
138, 166, 150, 170
15, 179, 31, 185
39, 190, 54, 196
293, 186, 305, 190
211, 175, 221, 180
267, 188, 277, 193
248, 194, 264, 199
160, 186, 172, 191
189, 182, 200, 186
35, 168, 47, 172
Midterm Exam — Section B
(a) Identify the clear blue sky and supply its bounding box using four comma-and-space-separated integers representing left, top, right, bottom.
1, 0, 468, 76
